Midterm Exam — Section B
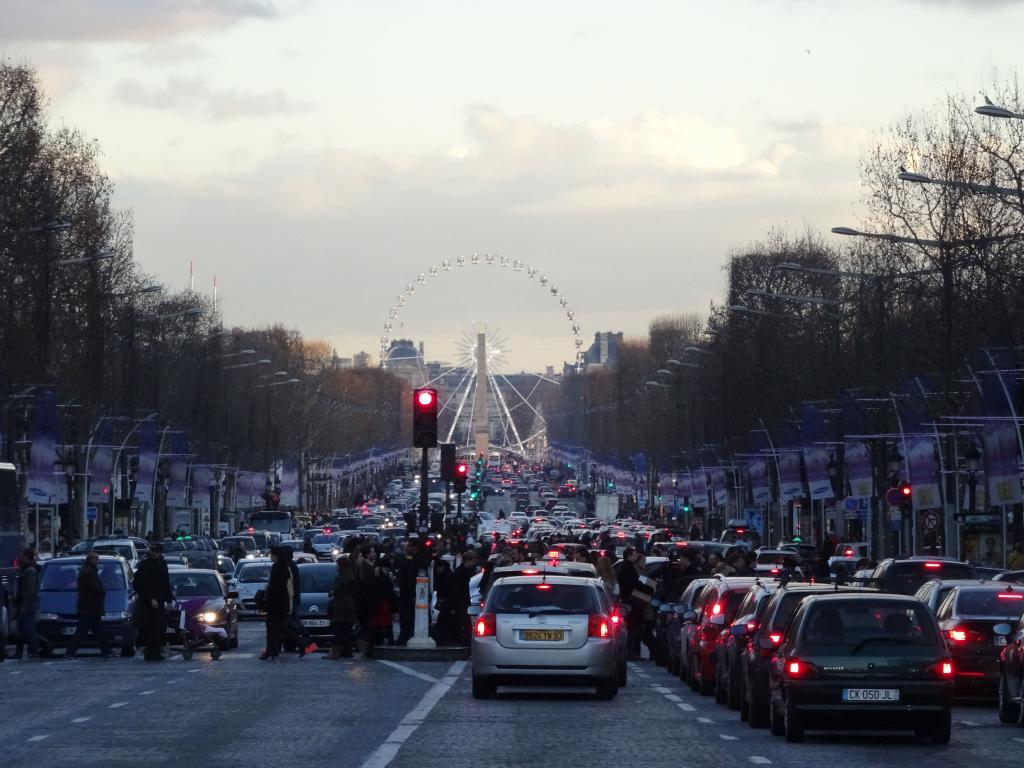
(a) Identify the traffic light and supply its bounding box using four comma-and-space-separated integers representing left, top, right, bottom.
439, 442, 456, 480
412, 388, 438, 448
454, 462, 468, 493
682, 497, 692, 514
900, 482, 912, 506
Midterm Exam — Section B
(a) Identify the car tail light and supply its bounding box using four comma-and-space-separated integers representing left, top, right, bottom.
522, 568, 538, 575
998, 593, 1024, 600
844, 549, 854, 556
925, 659, 955, 679
475, 613, 496, 637
770, 568, 780, 575
536, 583, 552, 591
947, 628, 968, 643
711, 602, 723, 616
768, 633, 783, 645
589, 614, 611, 638
786, 659, 819, 679
746, 622, 758, 632
924, 562, 942, 569
610, 612, 621, 626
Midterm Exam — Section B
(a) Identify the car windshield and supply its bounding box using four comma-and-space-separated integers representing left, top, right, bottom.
800, 601, 939, 653
957, 589, 1024, 618
41, 561, 126, 591
769, 590, 834, 631
238, 564, 272, 583
756, 552, 787, 564
92, 544, 134, 560
333, 518, 362, 531
312, 535, 335, 544
884, 562, 976, 593
170, 573, 223, 597
298, 567, 336, 592
222, 538, 255, 551
486, 583, 598, 614
250, 532, 270, 548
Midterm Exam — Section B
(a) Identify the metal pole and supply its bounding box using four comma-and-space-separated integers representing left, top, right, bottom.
419, 446, 429, 532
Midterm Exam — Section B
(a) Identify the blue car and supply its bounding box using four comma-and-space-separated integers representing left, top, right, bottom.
36, 555, 136, 657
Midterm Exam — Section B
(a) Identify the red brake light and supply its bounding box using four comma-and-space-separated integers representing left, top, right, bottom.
522, 568, 538, 575
924, 562, 942, 569
998, 593, 1024, 600
475, 613, 496, 637
947, 628, 968, 643
768, 633, 783, 645
735, 528, 744, 534
942, 661, 953, 676
770, 568, 780, 575
844, 549, 853, 556
746, 622, 757, 632
588, 614, 611, 638
786, 659, 818, 678
611, 613, 621, 625
536, 583, 552, 590
711, 602, 723, 616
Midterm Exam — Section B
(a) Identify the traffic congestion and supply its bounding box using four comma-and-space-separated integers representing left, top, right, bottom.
6, 456, 1024, 765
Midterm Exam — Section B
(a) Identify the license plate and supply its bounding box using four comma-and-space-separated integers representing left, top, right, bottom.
301, 619, 329, 628
523, 629, 564, 641
995, 636, 1008, 646
62, 626, 76, 636
842, 688, 900, 702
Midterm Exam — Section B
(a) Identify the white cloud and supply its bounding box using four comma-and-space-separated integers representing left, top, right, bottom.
113, 77, 309, 120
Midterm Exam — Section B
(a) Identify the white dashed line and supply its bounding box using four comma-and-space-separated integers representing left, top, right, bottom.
665, 694, 682, 702
377, 660, 440, 684
1014, 737, 1024, 744
677, 702, 696, 712
9, 670, 22, 675
958, 720, 979, 727
749, 757, 772, 765
71, 717, 91, 724
109, 702, 127, 709
719, 734, 739, 741
651, 686, 671, 693
697, 717, 713, 724
166, 680, 178, 685
139, 690, 155, 695
28, 735, 50, 742
188, 668, 201, 673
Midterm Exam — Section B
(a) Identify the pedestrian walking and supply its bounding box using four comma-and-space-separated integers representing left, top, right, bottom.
66, 552, 111, 659
451, 550, 478, 645
366, 556, 396, 653
618, 547, 644, 659
282, 547, 317, 657
13, 548, 41, 660
326, 557, 357, 659
260, 546, 292, 660
133, 543, 173, 661
394, 540, 419, 646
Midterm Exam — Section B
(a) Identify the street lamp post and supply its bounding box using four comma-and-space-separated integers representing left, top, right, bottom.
963, 441, 981, 562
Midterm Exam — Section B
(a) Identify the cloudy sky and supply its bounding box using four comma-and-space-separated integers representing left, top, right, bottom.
3, 0, 1022, 371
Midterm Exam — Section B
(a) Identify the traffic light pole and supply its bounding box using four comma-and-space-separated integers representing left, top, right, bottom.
419, 446, 429, 532
409, 443, 435, 649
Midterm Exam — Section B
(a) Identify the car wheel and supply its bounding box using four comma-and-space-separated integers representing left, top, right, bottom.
120, 645, 134, 658
655, 640, 668, 667
698, 661, 714, 696
616, 657, 628, 687
667, 654, 679, 677
471, 675, 495, 700
999, 673, 1017, 723
595, 677, 618, 700
1017, 677, 1024, 726
727, 667, 741, 711
714, 671, 728, 705
688, 655, 700, 692
783, 705, 804, 743
769, 697, 785, 736
182, 647, 192, 661
749, 684, 769, 729
931, 708, 952, 745
738, 676, 750, 722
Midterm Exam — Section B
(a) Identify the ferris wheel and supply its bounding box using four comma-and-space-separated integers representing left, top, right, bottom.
379, 254, 583, 458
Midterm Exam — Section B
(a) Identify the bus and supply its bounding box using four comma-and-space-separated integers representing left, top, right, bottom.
0, 462, 21, 571
245, 510, 293, 534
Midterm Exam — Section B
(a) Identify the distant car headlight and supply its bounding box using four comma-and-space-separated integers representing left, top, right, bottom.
102, 611, 128, 621
38, 612, 59, 621
245, 553, 256, 559
200, 611, 219, 624
331, 548, 340, 555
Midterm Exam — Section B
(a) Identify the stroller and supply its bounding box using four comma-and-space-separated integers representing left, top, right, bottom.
168, 598, 229, 660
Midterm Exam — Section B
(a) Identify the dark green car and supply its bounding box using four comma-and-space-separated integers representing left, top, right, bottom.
767, 593, 954, 744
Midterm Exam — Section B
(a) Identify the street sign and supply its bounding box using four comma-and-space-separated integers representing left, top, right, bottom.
843, 497, 859, 513
86, 505, 98, 521
923, 510, 940, 532
885, 488, 904, 507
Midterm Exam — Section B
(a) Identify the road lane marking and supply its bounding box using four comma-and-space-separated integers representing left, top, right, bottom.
677, 702, 696, 712
139, 690, 155, 695
109, 702, 127, 709
9, 670, 22, 675
188, 668, 201, 673
28, 735, 50, 742
958, 720, 978, 727
71, 717, 91, 724
1013, 737, 1024, 744
651, 686, 671, 693
360, 660, 467, 768
749, 758, 772, 765
378, 660, 440, 684
697, 717, 713, 723
719, 734, 739, 741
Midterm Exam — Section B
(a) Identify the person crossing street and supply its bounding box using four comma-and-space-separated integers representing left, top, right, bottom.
66, 552, 111, 659
133, 543, 173, 661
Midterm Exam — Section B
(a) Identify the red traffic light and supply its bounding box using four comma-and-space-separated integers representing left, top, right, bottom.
456, 463, 468, 476
901, 483, 912, 497
416, 389, 436, 407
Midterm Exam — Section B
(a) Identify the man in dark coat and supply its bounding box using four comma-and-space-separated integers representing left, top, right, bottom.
451, 550, 478, 645
618, 547, 645, 659
282, 547, 316, 656
133, 543, 173, 661
67, 552, 111, 659
394, 540, 419, 646
327, 557, 357, 659
261, 546, 292, 660
13, 548, 41, 659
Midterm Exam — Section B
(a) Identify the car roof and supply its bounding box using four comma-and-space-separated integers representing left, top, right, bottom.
493, 575, 601, 587
801, 592, 921, 605
47, 554, 125, 562
169, 569, 223, 578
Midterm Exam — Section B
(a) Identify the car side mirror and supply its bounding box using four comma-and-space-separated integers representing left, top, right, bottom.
467, 605, 482, 617
757, 636, 776, 650
682, 610, 697, 623
227, 591, 239, 599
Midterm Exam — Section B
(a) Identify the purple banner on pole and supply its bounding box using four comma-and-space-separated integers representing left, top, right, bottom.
803, 446, 833, 501
280, 455, 300, 508
778, 451, 804, 501
983, 422, 1023, 505
906, 436, 941, 509
691, 470, 709, 507
844, 441, 873, 500
134, 420, 157, 506
26, 386, 65, 504
191, 466, 213, 511
678, 472, 693, 499
711, 468, 728, 506
749, 458, 772, 504
165, 433, 191, 508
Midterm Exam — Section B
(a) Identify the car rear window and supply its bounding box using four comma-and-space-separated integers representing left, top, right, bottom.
486, 584, 598, 615
885, 562, 976, 593
298, 567, 337, 592
800, 601, 939, 653
92, 544, 134, 560
956, 589, 1024, 618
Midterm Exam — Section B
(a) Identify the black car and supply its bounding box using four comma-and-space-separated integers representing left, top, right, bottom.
294, 563, 340, 643
859, 557, 976, 595
739, 583, 876, 728
767, 593, 953, 743
935, 584, 1024, 695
